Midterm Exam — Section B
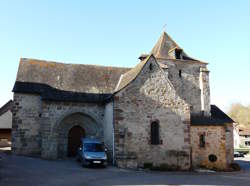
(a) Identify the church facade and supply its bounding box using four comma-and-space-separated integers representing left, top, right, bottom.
12, 32, 234, 170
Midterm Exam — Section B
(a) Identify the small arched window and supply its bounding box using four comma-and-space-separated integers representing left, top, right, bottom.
149, 63, 153, 71
151, 121, 160, 145
179, 70, 182, 78
175, 48, 182, 59
199, 134, 205, 148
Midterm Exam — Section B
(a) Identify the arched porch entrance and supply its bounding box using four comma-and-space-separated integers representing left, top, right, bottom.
55, 112, 103, 158
68, 126, 85, 157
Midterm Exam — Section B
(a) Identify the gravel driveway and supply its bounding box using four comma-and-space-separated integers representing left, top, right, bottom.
1, 151, 250, 186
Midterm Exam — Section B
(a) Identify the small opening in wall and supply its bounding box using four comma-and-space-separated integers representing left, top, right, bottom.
179, 70, 182, 78
199, 134, 205, 148
149, 63, 153, 71
175, 49, 182, 59
151, 121, 160, 145
208, 154, 217, 162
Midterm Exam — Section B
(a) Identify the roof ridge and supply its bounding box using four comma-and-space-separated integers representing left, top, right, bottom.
20, 58, 131, 69
16, 58, 131, 94
0, 100, 13, 116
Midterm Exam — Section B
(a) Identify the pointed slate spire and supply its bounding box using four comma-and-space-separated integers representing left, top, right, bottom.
151, 32, 179, 59
151, 32, 188, 59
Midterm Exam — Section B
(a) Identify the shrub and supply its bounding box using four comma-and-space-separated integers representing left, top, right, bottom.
230, 163, 241, 171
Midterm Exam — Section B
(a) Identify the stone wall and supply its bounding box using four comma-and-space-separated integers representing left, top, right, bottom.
40, 101, 105, 159
114, 57, 191, 170
12, 92, 106, 159
158, 59, 210, 116
191, 124, 233, 170
12, 93, 42, 156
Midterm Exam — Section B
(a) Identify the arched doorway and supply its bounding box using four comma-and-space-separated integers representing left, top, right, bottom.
68, 126, 85, 157
55, 112, 103, 158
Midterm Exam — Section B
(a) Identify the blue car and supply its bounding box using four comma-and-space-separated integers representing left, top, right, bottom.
77, 138, 108, 167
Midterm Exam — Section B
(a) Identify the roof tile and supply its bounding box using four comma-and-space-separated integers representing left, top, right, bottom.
16, 58, 130, 94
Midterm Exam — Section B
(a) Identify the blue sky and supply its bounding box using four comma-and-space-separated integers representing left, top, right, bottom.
0, 0, 249, 111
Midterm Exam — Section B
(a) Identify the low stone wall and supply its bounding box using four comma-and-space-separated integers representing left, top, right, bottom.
191, 124, 233, 170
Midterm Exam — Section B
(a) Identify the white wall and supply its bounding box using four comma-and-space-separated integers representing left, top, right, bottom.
233, 124, 240, 148
0, 110, 12, 128
103, 101, 114, 163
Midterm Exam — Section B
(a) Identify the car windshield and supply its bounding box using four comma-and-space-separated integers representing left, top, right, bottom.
84, 143, 104, 152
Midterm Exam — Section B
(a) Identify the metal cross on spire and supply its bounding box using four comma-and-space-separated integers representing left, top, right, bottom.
162, 24, 167, 32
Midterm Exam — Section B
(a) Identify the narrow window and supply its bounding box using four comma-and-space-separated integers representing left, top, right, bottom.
199, 134, 205, 148
149, 63, 153, 71
151, 121, 160, 145
190, 105, 193, 111
179, 70, 182, 78
175, 49, 182, 59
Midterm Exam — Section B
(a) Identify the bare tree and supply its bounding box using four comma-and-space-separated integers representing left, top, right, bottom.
228, 103, 250, 127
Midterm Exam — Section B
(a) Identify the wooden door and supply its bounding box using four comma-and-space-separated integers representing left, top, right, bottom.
68, 126, 85, 157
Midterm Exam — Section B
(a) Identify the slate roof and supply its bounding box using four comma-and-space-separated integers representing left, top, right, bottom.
0, 100, 13, 116
151, 32, 186, 59
13, 81, 112, 103
150, 32, 201, 62
15, 58, 130, 94
13, 32, 207, 103
115, 55, 154, 92
191, 105, 234, 125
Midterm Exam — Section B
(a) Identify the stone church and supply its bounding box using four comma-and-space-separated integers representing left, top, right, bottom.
12, 31, 234, 170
